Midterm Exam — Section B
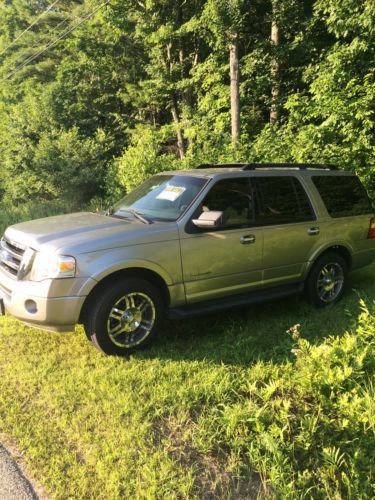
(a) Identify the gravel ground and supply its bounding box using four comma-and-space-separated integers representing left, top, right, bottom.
0, 444, 38, 500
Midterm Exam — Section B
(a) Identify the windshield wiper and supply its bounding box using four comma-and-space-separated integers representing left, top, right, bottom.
115, 208, 152, 225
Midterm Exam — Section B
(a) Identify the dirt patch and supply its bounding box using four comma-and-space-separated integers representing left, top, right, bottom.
152, 418, 264, 499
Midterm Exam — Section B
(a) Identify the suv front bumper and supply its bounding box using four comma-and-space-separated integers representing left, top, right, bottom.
0, 269, 94, 332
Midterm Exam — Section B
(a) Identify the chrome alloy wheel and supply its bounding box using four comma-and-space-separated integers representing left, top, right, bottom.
106, 292, 156, 348
316, 262, 344, 303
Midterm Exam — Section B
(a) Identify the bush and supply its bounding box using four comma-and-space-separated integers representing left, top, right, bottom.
107, 126, 177, 203
188, 300, 375, 497
0, 200, 73, 234
1, 126, 110, 207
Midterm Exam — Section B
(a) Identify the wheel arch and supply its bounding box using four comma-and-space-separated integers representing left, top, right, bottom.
308, 244, 353, 276
79, 267, 170, 325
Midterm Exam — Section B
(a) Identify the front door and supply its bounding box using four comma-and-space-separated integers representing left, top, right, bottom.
179, 177, 263, 303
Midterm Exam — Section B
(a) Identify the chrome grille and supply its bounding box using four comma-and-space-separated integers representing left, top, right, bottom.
0, 237, 26, 277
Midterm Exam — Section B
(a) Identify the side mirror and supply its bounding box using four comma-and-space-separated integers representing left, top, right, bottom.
192, 211, 224, 228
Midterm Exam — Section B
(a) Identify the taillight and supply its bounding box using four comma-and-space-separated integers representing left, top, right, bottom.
368, 217, 375, 239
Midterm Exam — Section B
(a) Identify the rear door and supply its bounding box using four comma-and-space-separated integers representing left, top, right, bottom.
253, 175, 323, 287
179, 176, 263, 303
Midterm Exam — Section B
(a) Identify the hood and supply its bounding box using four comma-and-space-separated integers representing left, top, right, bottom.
4, 212, 179, 254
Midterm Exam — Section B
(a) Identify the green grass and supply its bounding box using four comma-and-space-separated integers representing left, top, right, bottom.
0, 205, 374, 498
0, 263, 374, 498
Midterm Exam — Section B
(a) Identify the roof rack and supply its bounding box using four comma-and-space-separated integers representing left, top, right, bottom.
196, 163, 246, 169
196, 162, 337, 171
242, 162, 337, 171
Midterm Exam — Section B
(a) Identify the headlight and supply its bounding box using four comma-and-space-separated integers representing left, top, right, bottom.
29, 253, 76, 281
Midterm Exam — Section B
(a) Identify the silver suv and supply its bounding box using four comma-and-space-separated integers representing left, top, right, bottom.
1, 163, 374, 355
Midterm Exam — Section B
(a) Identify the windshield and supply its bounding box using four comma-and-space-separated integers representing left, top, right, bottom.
112, 174, 207, 221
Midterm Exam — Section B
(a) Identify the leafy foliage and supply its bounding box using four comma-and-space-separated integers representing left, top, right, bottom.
110, 125, 176, 198
0, 0, 373, 205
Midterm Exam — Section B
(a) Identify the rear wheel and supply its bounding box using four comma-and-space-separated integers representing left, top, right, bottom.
306, 253, 347, 307
84, 278, 164, 355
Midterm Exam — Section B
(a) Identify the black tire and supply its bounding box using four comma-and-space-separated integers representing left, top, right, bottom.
305, 252, 348, 307
84, 278, 165, 355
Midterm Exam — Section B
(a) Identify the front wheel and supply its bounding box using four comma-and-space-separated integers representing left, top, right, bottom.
305, 253, 348, 307
84, 278, 164, 355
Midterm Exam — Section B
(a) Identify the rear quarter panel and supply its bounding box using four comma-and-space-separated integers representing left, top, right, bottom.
301, 174, 375, 273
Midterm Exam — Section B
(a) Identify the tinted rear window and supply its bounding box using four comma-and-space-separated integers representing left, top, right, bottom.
254, 176, 315, 225
313, 176, 372, 217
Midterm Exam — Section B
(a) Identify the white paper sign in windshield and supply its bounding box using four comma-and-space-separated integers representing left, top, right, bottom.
156, 185, 186, 202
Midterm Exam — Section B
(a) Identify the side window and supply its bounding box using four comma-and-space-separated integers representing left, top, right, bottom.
255, 176, 315, 225
312, 175, 373, 217
200, 178, 253, 228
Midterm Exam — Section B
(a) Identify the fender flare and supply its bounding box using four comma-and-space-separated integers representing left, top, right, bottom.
77, 259, 174, 297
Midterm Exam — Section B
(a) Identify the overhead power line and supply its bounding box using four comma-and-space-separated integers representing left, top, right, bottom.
7, 0, 104, 67
1, 0, 111, 83
0, 0, 61, 57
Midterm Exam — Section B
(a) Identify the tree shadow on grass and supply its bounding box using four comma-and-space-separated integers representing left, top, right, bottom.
137, 265, 375, 367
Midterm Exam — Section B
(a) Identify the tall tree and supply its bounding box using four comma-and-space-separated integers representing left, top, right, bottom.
229, 31, 240, 145
202, 0, 251, 147
270, 0, 280, 124
110, 0, 207, 159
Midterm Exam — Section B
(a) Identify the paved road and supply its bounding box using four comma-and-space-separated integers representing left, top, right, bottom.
0, 444, 38, 500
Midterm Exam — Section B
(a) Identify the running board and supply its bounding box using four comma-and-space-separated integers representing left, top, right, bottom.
169, 282, 304, 319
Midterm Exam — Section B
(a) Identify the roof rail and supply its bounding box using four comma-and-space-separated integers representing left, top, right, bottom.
195, 163, 246, 169
242, 162, 337, 170
196, 162, 337, 171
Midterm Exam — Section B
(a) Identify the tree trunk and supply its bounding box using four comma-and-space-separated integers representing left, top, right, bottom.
270, 0, 280, 124
185, 42, 200, 149
165, 40, 185, 160
229, 33, 240, 146
171, 100, 185, 159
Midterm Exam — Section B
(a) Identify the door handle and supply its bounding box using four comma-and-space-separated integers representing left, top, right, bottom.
308, 227, 320, 236
240, 234, 256, 244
